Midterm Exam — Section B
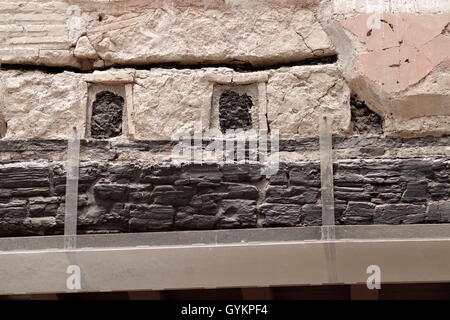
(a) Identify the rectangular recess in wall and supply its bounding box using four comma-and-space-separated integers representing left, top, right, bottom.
204, 71, 268, 137
213, 84, 258, 134
84, 71, 135, 140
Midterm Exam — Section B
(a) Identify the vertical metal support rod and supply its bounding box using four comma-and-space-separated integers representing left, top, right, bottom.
64, 127, 80, 249
319, 115, 338, 283
319, 115, 336, 238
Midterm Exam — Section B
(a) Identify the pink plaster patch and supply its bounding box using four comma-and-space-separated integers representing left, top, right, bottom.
340, 13, 450, 92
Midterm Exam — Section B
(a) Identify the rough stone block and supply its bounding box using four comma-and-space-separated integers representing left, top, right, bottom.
129, 204, 175, 231
133, 69, 212, 140
265, 185, 318, 204
23, 217, 57, 233
426, 201, 450, 223
153, 185, 193, 206
289, 166, 320, 187
188, 194, 221, 215
222, 164, 262, 182
223, 184, 259, 200
109, 163, 142, 183
74, 36, 98, 60
175, 212, 218, 230
220, 200, 257, 228
84, 69, 135, 84
0, 200, 28, 223
429, 182, 450, 201
260, 203, 301, 227
128, 185, 153, 204
0, 187, 51, 198
374, 204, 427, 225
341, 202, 375, 225
268, 171, 288, 186
300, 204, 322, 226
84, 3, 332, 67
334, 189, 372, 202
267, 65, 351, 139
0, 163, 49, 188
0, 71, 88, 139
94, 184, 128, 202
401, 182, 428, 202
29, 197, 62, 218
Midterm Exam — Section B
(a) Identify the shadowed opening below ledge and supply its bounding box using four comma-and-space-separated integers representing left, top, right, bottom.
350, 94, 383, 135
0, 55, 338, 73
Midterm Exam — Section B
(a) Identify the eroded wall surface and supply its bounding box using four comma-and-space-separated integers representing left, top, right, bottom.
0, 0, 449, 236
0, 137, 448, 236
0, 0, 448, 137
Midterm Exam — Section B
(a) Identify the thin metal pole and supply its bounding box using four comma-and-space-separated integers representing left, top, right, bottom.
319, 115, 336, 238
64, 126, 80, 249
319, 115, 338, 283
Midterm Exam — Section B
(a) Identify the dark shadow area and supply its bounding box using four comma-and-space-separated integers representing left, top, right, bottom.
350, 94, 383, 135
91, 91, 124, 139
0, 55, 338, 73
2, 283, 450, 300
219, 90, 253, 133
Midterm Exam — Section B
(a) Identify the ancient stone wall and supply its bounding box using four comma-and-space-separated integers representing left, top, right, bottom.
0, 0, 449, 237
0, 1, 448, 137
0, 66, 351, 140
0, 136, 448, 236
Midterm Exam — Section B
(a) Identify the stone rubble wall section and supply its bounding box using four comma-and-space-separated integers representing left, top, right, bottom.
0, 157, 448, 237
0, 71, 88, 140
0, 0, 331, 68
0, 0, 80, 67
0, 1, 448, 137
1, 62, 448, 139
0, 66, 352, 140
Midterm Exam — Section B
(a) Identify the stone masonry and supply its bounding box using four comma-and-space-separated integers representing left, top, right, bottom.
0, 0, 449, 237
0, 136, 448, 237
0, 0, 448, 137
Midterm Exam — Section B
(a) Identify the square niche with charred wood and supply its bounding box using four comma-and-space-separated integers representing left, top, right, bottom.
84, 70, 135, 140
86, 84, 134, 140
218, 88, 254, 133
205, 71, 268, 137
210, 83, 263, 135
91, 89, 124, 139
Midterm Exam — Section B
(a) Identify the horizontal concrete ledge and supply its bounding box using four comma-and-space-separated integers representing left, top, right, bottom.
2, 224, 450, 251
0, 225, 449, 295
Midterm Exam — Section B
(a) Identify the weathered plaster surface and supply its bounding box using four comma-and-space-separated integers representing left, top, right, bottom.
0, 70, 87, 140
325, 11, 450, 137
266, 65, 351, 138
340, 13, 449, 93
0, 0, 448, 137
0, 0, 332, 68
0, 66, 351, 140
